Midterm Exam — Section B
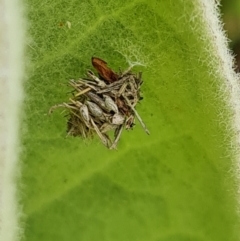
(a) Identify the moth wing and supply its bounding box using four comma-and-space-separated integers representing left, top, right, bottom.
92, 57, 107, 66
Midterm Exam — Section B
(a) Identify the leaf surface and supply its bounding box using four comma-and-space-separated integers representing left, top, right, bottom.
21, 0, 240, 240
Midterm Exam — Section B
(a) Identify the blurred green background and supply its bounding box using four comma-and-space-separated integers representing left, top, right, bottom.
221, 0, 240, 72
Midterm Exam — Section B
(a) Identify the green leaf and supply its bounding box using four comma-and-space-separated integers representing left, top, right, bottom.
21, 0, 240, 240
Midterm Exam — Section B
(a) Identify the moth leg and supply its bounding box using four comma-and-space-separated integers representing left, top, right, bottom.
49, 102, 77, 114
122, 94, 150, 135
110, 124, 124, 150
87, 70, 106, 88
74, 87, 92, 97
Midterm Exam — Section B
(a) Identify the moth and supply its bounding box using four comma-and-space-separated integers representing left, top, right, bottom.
92, 57, 118, 83
50, 57, 149, 149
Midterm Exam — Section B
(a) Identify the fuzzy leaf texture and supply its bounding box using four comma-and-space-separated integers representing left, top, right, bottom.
21, 0, 240, 241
